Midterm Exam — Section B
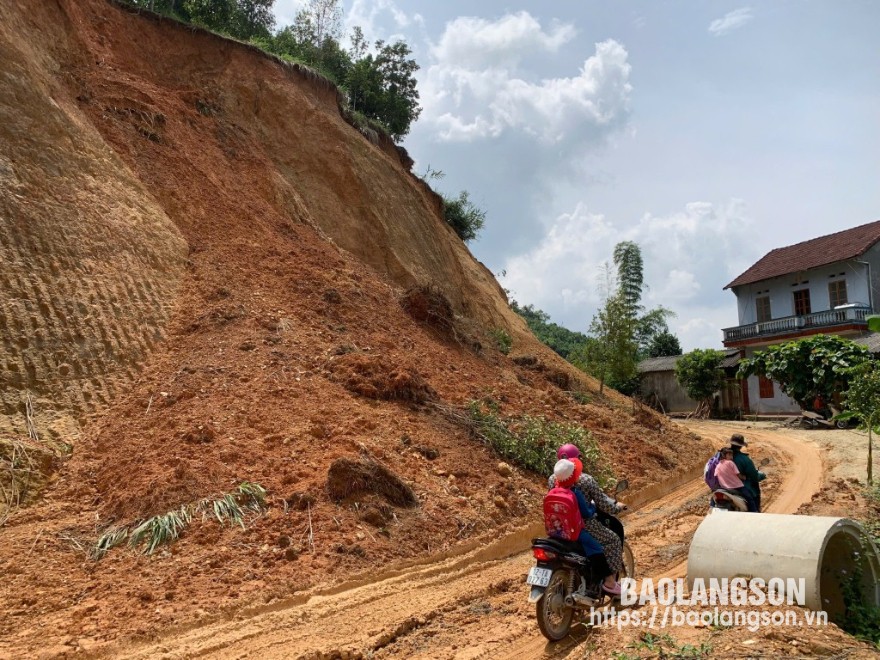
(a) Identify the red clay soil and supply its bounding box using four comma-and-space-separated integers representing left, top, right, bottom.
0, 1, 707, 656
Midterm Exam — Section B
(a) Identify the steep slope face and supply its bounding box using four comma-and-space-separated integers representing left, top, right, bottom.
0, 0, 186, 442
0, 0, 709, 654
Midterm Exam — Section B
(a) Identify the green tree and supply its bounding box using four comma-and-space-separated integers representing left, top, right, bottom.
610, 241, 681, 359
442, 191, 485, 242
179, 0, 275, 39
843, 362, 880, 484
579, 243, 679, 390
636, 306, 677, 358
579, 290, 638, 395
348, 40, 421, 140
613, 240, 644, 317
510, 301, 589, 360
647, 331, 682, 358
296, 0, 342, 45
675, 349, 726, 416
738, 335, 870, 410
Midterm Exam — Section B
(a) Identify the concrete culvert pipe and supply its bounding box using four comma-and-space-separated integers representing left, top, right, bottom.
687, 513, 880, 623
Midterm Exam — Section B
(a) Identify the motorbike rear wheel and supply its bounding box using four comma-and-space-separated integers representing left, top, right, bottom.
536, 568, 574, 641
620, 542, 635, 579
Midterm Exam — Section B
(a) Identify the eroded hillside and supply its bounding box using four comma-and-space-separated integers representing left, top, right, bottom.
0, 0, 708, 654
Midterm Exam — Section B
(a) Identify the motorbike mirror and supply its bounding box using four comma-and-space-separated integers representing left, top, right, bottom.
759, 457, 771, 466
615, 479, 629, 493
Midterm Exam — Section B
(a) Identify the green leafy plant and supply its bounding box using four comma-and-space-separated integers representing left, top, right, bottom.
442, 191, 486, 242
738, 334, 870, 410
674, 348, 726, 417
840, 568, 880, 648
91, 527, 129, 560
490, 328, 512, 355
466, 401, 614, 486
578, 290, 639, 395
129, 507, 192, 555
863, 484, 880, 546
628, 632, 711, 658
841, 362, 880, 484
236, 481, 268, 509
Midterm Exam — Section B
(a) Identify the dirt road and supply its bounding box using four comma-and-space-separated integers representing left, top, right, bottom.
108, 422, 832, 659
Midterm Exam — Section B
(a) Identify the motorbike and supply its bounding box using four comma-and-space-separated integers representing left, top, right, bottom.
709, 457, 770, 512
798, 405, 850, 429
526, 479, 634, 641
709, 487, 750, 511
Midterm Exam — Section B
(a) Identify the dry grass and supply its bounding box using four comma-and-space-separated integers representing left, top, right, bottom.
0, 432, 56, 527
327, 353, 437, 403
400, 285, 455, 334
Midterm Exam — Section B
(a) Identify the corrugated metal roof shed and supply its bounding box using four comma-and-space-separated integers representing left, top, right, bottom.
638, 350, 741, 373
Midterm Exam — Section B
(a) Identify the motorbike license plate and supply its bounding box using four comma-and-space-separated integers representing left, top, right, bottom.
526, 566, 552, 587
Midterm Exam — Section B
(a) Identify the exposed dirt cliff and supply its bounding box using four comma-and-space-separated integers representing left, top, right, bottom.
0, 0, 708, 654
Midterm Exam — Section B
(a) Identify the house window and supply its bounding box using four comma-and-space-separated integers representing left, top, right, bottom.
758, 376, 774, 399
829, 280, 848, 308
793, 289, 811, 316
756, 296, 771, 323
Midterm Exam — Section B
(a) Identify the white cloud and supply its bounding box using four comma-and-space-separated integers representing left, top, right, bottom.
420, 13, 631, 144
273, 0, 308, 27
346, 0, 423, 44
500, 199, 759, 351
501, 204, 617, 308
708, 7, 754, 36
431, 12, 575, 69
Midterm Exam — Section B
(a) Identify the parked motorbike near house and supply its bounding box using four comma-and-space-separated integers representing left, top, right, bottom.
799, 406, 850, 429
526, 479, 634, 641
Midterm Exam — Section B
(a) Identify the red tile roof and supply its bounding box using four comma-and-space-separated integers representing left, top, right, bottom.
724, 220, 880, 289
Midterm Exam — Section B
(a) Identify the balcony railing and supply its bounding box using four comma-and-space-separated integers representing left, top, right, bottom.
723, 305, 871, 344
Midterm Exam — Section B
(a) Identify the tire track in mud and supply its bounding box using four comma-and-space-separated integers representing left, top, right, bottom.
109, 423, 824, 659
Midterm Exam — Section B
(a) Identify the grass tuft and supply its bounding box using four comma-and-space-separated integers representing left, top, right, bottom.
91, 482, 268, 559
237, 481, 267, 510
91, 527, 129, 560
129, 506, 192, 555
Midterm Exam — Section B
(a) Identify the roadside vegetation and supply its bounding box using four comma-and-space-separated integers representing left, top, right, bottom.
92, 482, 267, 559
740, 334, 876, 482
465, 400, 614, 487
674, 349, 726, 418
738, 335, 870, 411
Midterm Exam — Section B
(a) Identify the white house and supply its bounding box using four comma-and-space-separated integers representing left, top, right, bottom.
722, 220, 880, 414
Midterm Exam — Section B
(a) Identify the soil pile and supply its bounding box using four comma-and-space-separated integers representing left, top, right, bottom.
0, 0, 707, 655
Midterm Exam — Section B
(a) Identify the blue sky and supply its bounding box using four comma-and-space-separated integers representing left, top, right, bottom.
274, 1, 880, 350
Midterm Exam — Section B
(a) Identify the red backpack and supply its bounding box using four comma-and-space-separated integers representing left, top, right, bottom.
543, 487, 583, 541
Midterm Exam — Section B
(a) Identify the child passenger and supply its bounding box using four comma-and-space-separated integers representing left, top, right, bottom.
714, 447, 757, 512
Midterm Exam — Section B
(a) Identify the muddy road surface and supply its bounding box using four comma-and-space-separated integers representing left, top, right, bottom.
107, 422, 870, 659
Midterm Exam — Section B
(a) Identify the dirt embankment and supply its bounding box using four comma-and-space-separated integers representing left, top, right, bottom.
0, 1, 707, 655
102, 422, 880, 659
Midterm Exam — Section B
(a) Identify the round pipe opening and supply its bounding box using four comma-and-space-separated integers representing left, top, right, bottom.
819, 526, 880, 624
